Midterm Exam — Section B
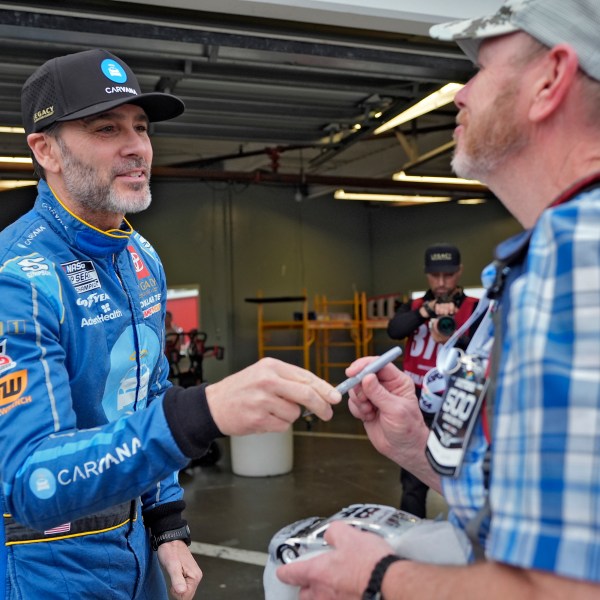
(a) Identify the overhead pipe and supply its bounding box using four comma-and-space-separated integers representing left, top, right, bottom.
0, 162, 487, 194
152, 166, 488, 194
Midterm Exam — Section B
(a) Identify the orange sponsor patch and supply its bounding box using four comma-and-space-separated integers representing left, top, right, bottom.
0, 369, 28, 406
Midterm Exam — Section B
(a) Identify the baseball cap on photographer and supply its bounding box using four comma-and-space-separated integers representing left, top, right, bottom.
21, 48, 185, 135
424, 243, 461, 274
429, 0, 600, 83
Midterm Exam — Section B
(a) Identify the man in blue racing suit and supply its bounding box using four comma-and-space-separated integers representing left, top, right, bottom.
0, 49, 340, 599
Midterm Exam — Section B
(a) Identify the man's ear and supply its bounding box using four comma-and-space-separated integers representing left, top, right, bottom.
26, 132, 61, 174
529, 43, 579, 122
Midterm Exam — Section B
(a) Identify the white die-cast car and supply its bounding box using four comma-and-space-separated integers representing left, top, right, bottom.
272, 503, 420, 564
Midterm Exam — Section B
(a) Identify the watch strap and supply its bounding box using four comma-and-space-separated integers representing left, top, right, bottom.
151, 524, 191, 550
362, 554, 402, 600
423, 302, 437, 319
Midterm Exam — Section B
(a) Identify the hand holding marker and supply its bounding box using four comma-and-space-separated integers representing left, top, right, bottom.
303, 346, 403, 416
335, 345, 403, 394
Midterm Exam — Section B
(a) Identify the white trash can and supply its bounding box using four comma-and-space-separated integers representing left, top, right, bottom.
230, 428, 293, 476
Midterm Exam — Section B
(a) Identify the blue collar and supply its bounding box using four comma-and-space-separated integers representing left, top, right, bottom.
35, 180, 132, 258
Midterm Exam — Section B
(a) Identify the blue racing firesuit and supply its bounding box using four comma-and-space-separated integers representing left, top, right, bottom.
0, 181, 219, 598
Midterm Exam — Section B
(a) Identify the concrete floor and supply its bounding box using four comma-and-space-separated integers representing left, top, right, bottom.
180, 404, 448, 599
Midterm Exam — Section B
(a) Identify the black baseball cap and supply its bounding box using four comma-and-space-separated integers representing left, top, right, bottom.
424, 243, 461, 274
21, 48, 185, 135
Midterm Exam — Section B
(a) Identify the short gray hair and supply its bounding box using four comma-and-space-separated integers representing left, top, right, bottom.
29, 122, 63, 181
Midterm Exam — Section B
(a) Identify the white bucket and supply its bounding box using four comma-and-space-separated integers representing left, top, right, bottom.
230, 428, 294, 476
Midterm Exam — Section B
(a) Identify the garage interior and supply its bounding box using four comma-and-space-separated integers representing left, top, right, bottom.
0, 2, 515, 598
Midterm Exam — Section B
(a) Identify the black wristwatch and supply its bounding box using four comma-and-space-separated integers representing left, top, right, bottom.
362, 554, 402, 600
150, 524, 191, 550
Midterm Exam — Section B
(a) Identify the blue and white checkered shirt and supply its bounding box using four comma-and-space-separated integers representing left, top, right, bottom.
443, 181, 600, 582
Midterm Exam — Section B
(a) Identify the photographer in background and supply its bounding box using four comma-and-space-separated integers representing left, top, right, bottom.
387, 243, 478, 517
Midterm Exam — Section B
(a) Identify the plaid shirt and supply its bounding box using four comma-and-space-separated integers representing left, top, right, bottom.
443, 179, 600, 582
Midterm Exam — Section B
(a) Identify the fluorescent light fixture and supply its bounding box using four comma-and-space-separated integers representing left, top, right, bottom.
374, 83, 464, 135
0, 126, 25, 134
392, 170, 482, 187
0, 179, 37, 191
0, 156, 32, 164
457, 198, 487, 205
334, 189, 451, 205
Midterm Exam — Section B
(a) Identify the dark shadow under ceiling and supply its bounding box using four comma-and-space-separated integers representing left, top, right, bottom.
0, 0, 485, 200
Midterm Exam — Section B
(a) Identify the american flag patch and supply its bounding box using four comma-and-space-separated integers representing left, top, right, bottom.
44, 523, 71, 535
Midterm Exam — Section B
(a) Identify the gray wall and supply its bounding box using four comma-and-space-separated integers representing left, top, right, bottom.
131, 180, 521, 381
133, 181, 374, 379
368, 197, 521, 294
1, 181, 521, 381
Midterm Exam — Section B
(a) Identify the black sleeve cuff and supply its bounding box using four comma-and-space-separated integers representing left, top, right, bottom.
387, 309, 424, 339
163, 383, 225, 459
143, 500, 187, 536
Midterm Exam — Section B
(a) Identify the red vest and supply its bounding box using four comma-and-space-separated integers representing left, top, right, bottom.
403, 295, 478, 388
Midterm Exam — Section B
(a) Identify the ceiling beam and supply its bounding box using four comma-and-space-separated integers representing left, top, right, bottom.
0, 161, 487, 194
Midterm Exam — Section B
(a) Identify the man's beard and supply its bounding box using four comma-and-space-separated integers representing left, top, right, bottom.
451, 82, 527, 182
57, 138, 152, 215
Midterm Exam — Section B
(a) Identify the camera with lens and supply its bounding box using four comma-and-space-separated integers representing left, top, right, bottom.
434, 294, 457, 336
436, 315, 456, 336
